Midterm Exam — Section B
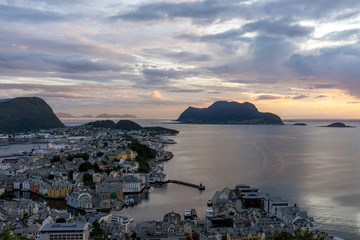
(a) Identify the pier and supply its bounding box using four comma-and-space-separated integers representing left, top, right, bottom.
167, 179, 205, 190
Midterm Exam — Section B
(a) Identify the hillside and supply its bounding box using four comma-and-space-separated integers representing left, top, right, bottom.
0, 97, 64, 133
177, 101, 283, 125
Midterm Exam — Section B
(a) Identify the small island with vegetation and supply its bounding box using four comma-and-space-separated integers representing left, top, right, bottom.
176, 101, 283, 125
321, 122, 355, 128
293, 123, 307, 126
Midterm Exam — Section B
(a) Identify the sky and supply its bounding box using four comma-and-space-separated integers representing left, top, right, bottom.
0, 0, 360, 119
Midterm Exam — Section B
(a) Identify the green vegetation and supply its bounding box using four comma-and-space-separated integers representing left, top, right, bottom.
143, 126, 179, 135
82, 173, 95, 187
90, 220, 106, 237
96, 151, 104, 157
67, 153, 90, 161
114, 120, 142, 130
0, 227, 21, 240
128, 140, 156, 173
0, 97, 64, 133
0, 192, 16, 200
50, 155, 60, 163
78, 161, 94, 172
265, 229, 325, 240
85, 120, 116, 128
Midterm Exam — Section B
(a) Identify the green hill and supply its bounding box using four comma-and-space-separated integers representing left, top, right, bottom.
114, 120, 142, 130
85, 120, 116, 128
0, 97, 64, 133
177, 101, 283, 125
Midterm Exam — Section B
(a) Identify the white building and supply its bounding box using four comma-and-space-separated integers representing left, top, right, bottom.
67, 190, 93, 209
264, 197, 289, 217
122, 175, 142, 193
39, 222, 89, 240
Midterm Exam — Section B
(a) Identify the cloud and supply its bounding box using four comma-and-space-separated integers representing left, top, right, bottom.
0, 4, 67, 23
292, 95, 308, 100
242, 18, 314, 37
110, 0, 236, 24
141, 68, 197, 85
0, 50, 126, 76
315, 95, 328, 98
255, 95, 282, 100
287, 45, 360, 98
147, 91, 162, 99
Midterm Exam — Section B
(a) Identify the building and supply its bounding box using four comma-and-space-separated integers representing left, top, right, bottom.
106, 149, 134, 161
67, 190, 93, 209
17, 199, 39, 218
48, 182, 72, 198
263, 197, 289, 217
39, 222, 89, 240
122, 175, 143, 193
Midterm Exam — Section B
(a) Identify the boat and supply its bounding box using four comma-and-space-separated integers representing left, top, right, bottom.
124, 196, 130, 206
129, 198, 135, 206
207, 199, 213, 207
191, 209, 197, 220
184, 209, 191, 220
206, 207, 214, 218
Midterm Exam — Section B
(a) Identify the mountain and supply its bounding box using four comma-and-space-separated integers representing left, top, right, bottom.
96, 113, 137, 118
177, 101, 283, 125
80, 114, 94, 118
56, 112, 76, 118
0, 97, 64, 133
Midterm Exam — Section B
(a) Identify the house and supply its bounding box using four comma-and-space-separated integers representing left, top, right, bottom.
122, 175, 143, 193
17, 199, 39, 218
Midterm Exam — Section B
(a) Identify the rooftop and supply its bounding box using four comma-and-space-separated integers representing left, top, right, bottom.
39, 222, 89, 232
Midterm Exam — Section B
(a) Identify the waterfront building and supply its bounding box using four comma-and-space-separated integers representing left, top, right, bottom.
263, 197, 289, 217
67, 189, 93, 209
39, 222, 89, 240
96, 180, 123, 199
47, 181, 73, 198
122, 175, 143, 193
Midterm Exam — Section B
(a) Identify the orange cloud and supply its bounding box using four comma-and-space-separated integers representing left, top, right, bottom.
147, 90, 162, 99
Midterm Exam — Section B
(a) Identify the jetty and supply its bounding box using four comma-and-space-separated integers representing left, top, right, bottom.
167, 179, 205, 190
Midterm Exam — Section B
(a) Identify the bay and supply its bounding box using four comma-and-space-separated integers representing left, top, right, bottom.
117, 119, 360, 240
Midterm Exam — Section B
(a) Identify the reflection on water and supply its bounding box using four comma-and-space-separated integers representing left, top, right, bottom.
4, 119, 360, 239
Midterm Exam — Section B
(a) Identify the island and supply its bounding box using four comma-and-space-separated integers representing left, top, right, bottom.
0, 97, 64, 133
176, 101, 283, 125
96, 113, 137, 119
322, 122, 355, 128
293, 123, 307, 126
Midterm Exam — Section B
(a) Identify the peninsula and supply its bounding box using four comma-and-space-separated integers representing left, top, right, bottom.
177, 101, 283, 125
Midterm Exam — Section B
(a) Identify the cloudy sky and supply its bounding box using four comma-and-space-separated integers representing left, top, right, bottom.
1, 0, 360, 119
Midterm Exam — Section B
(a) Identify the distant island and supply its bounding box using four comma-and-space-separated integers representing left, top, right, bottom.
85, 120, 179, 135
0, 97, 64, 133
55, 112, 137, 118
96, 113, 137, 118
176, 101, 283, 125
322, 122, 355, 128
293, 123, 307, 126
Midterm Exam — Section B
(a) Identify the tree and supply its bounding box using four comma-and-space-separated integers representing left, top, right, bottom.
0, 192, 16, 200
265, 229, 325, 240
82, 173, 94, 187
78, 161, 94, 172
0, 227, 21, 240
90, 220, 106, 237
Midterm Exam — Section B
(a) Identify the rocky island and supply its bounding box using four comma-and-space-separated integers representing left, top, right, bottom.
177, 101, 283, 125
322, 122, 355, 128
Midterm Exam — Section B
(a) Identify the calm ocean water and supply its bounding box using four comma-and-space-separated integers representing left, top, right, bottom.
1, 119, 359, 239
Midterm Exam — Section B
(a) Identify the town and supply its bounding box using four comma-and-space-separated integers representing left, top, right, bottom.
0, 125, 339, 240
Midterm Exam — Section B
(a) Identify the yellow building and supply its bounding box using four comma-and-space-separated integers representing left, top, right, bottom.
47, 182, 73, 199
106, 149, 134, 161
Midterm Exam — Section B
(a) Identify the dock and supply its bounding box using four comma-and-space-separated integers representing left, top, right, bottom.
167, 179, 205, 190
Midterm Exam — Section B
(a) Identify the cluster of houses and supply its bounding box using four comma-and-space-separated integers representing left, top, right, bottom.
132, 184, 333, 240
